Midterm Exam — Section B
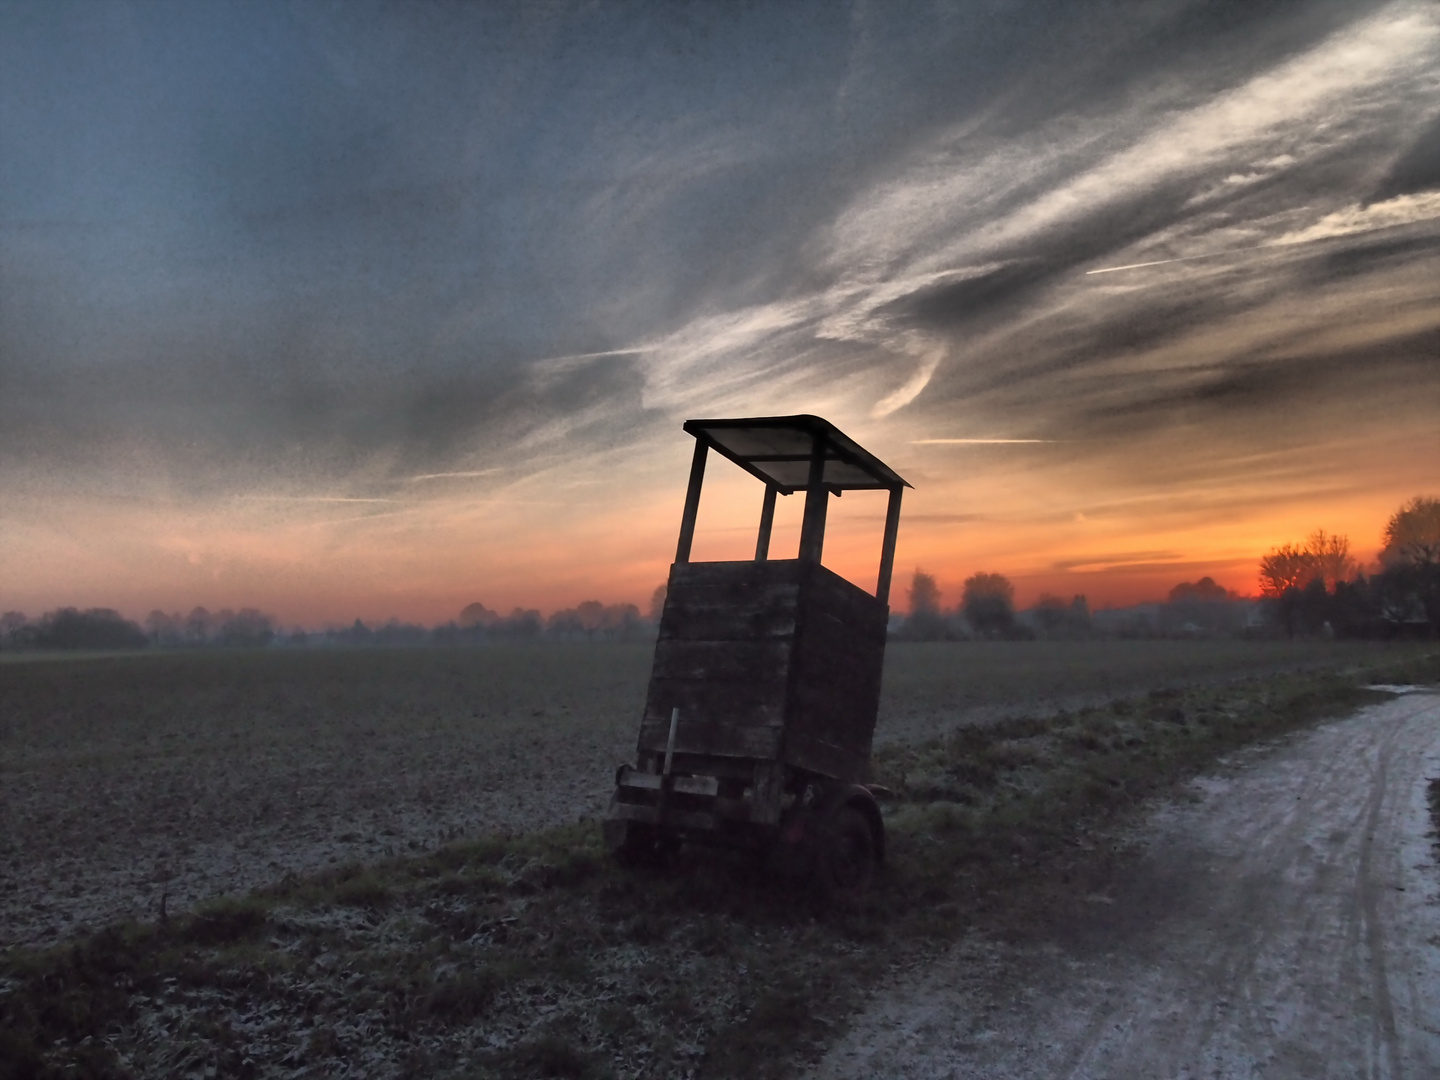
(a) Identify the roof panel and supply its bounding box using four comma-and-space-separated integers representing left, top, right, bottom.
683, 414, 908, 491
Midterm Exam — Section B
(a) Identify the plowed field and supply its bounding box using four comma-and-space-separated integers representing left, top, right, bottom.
0, 639, 1417, 949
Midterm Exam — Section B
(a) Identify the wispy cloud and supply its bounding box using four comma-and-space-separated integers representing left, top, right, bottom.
912, 438, 1059, 445
1271, 191, 1440, 245
871, 340, 944, 418
1052, 551, 1185, 572
628, 2, 1440, 430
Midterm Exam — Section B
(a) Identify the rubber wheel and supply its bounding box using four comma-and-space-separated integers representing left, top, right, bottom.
813, 805, 877, 904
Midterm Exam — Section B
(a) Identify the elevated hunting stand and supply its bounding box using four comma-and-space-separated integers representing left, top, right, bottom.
604, 415, 908, 897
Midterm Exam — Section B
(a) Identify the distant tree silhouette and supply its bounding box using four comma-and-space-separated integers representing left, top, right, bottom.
902, 569, 947, 640
649, 584, 668, 622
365, 618, 425, 646
1258, 530, 1354, 598
184, 606, 213, 645
1034, 592, 1092, 639
501, 608, 543, 638
1, 611, 33, 650
1167, 577, 1228, 603
909, 570, 941, 616
1306, 530, 1356, 590
1161, 577, 1242, 637
962, 572, 1015, 638
343, 618, 374, 646
547, 608, 583, 637
546, 601, 645, 640
145, 610, 183, 646
33, 608, 147, 650
217, 608, 276, 647
602, 602, 644, 639
1375, 495, 1440, 634
1380, 496, 1440, 569
459, 602, 499, 629
1258, 544, 1311, 597
576, 600, 606, 639
1259, 530, 1361, 637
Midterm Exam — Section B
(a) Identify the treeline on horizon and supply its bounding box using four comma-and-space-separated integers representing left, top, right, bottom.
896, 495, 1440, 643
0, 599, 654, 653
4, 498, 1434, 653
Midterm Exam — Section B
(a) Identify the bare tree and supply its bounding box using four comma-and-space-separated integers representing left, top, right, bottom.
1305, 529, 1355, 590
1258, 531, 1353, 597
1258, 544, 1313, 597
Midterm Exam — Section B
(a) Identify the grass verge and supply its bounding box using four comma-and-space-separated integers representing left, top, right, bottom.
2, 651, 1436, 1080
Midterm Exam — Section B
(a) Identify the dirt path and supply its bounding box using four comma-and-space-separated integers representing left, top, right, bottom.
811, 690, 1440, 1080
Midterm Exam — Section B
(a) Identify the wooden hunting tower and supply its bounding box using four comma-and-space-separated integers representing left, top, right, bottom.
606, 415, 909, 890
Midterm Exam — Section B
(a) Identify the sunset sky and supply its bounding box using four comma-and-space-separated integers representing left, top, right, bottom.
2, 0, 1437, 627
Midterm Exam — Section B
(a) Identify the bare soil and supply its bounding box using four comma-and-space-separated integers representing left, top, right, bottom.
810, 690, 1440, 1079
0, 640, 1417, 950
0, 646, 649, 949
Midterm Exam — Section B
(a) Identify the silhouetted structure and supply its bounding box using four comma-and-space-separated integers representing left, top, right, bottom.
606, 414, 909, 898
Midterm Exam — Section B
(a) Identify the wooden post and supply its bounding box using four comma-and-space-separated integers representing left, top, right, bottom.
798, 431, 829, 563
755, 485, 777, 561
876, 485, 903, 606
675, 437, 708, 563
663, 707, 680, 775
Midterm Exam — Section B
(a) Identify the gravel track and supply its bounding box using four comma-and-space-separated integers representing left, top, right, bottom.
811, 690, 1440, 1079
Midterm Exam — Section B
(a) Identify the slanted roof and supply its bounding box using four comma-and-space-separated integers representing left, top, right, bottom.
683, 414, 909, 493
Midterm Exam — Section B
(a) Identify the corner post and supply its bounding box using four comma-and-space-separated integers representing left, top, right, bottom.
798, 431, 829, 563
755, 485, 777, 562
675, 436, 708, 563
876, 485, 903, 606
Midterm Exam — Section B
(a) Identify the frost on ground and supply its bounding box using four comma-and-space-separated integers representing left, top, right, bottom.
0, 647, 649, 949
810, 691, 1440, 1080
0, 640, 1418, 950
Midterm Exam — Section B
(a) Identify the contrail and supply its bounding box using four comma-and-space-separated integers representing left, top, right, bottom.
237, 495, 402, 503
1085, 242, 1275, 275
535, 347, 653, 363
407, 469, 502, 482
912, 438, 1058, 444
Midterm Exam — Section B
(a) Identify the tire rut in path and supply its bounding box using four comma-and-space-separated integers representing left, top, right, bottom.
810, 691, 1440, 1080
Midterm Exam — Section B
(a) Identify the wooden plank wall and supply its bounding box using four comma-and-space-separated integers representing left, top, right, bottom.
639, 559, 889, 782
639, 561, 802, 761
784, 563, 888, 781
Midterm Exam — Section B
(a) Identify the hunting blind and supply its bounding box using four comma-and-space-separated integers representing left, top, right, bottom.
605, 414, 910, 899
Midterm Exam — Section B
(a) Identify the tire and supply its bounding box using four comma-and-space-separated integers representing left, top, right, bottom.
813, 805, 877, 904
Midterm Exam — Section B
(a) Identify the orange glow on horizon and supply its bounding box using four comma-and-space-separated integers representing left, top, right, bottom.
0, 445, 1417, 628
